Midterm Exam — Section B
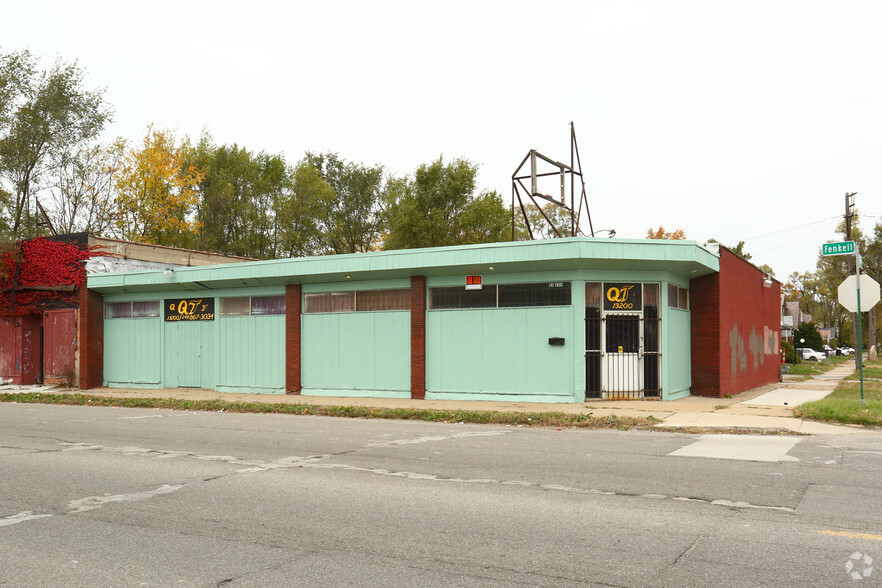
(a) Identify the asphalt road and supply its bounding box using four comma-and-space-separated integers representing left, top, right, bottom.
1, 403, 880, 587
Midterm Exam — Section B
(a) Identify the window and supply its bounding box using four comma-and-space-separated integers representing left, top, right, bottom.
429, 282, 571, 310
330, 292, 355, 312
220, 295, 286, 316
430, 286, 497, 310
303, 289, 408, 313
668, 284, 689, 310
106, 302, 131, 319
105, 301, 159, 319
357, 289, 409, 311
132, 301, 160, 318
498, 282, 571, 307
303, 293, 329, 313
252, 296, 286, 316
585, 282, 602, 309
220, 297, 250, 316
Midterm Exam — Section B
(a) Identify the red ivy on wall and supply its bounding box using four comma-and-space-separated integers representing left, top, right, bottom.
0, 237, 93, 316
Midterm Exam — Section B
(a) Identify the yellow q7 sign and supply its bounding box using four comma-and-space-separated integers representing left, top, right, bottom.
603, 283, 642, 311
164, 298, 215, 321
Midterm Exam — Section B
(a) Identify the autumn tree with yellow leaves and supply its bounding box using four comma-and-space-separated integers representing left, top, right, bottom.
646, 226, 686, 240
113, 126, 203, 247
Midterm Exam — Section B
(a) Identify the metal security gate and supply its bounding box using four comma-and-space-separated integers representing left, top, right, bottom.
585, 307, 602, 399
603, 314, 642, 398
585, 282, 662, 400
643, 307, 660, 398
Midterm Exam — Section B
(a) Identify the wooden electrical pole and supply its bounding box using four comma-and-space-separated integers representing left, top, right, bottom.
844, 192, 860, 353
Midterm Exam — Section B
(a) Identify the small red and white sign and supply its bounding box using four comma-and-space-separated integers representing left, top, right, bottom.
465, 275, 482, 290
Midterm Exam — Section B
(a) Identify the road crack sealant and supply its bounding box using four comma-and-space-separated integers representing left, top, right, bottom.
1, 433, 797, 530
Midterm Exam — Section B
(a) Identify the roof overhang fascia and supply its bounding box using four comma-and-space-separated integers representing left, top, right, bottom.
87, 238, 720, 294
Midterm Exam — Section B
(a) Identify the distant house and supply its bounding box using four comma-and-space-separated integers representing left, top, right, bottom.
818, 327, 837, 341
781, 297, 811, 341
781, 315, 794, 341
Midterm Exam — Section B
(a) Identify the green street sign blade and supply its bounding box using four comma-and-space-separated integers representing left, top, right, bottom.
822, 241, 855, 256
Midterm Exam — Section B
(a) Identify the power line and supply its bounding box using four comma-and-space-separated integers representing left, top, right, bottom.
752, 218, 841, 256
536, 123, 571, 151
738, 215, 842, 242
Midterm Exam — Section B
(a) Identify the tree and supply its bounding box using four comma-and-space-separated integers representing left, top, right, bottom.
275, 162, 334, 258
514, 202, 575, 240
0, 49, 112, 239
113, 126, 203, 247
194, 138, 293, 259
383, 156, 509, 250
646, 226, 686, 240
45, 138, 124, 235
706, 237, 776, 277
304, 152, 385, 254
727, 240, 751, 260
793, 322, 824, 352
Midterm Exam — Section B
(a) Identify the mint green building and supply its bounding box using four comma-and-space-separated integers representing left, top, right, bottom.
85, 238, 722, 402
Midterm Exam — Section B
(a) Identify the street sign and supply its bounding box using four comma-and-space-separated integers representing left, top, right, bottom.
822, 241, 855, 256
838, 274, 881, 312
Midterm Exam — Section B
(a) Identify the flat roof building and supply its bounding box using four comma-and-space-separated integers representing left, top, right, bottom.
82, 238, 781, 402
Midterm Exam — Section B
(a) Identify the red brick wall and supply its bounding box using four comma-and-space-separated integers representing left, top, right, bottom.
689, 272, 721, 397
691, 248, 781, 397
410, 275, 426, 399
77, 288, 104, 389
285, 284, 302, 394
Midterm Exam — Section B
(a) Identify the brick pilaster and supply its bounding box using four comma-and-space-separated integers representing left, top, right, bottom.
285, 283, 302, 394
77, 287, 104, 389
410, 275, 426, 399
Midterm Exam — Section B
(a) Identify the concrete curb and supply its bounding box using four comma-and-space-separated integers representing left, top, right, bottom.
2, 360, 877, 437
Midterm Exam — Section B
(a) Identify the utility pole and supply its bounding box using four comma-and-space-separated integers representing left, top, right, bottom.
844, 193, 860, 354
845, 192, 856, 242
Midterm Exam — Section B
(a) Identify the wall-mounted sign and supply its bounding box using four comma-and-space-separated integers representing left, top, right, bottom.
165, 298, 215, 322
465, 275, 483, 290
603, 283, 642, 311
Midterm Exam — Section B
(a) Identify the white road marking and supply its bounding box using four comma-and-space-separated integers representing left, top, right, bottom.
668, 434, 801, 462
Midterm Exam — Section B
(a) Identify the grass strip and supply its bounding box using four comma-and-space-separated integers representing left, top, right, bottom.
844, 366, 882, 381
795, 381, 882, 426
0, 392, 661, 430
786, 358, 841, 376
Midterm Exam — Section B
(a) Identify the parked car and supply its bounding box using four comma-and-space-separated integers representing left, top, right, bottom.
796, 347, 826, 361
839, 346, 855, 356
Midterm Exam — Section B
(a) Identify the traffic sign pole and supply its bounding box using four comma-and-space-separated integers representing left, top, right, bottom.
856, 252, 865, 407
825, 239, 877, 406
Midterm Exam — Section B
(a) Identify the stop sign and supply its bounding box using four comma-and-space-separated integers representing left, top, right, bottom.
838, 275, 881, 312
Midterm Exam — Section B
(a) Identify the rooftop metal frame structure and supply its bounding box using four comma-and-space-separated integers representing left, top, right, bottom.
511, 122, 594, 240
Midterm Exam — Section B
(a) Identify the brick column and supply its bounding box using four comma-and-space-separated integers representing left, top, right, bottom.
285, 283, 302, 394
77, 287, 104, 389
410, 275, 426, 399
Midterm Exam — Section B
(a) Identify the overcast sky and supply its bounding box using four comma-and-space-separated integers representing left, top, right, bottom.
4, 0, 881, 279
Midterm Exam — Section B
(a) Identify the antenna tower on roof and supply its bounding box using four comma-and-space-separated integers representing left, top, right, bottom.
511, 121, 594, 240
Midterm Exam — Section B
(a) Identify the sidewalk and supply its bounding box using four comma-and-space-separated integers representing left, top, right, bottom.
2, 361, 876, 436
